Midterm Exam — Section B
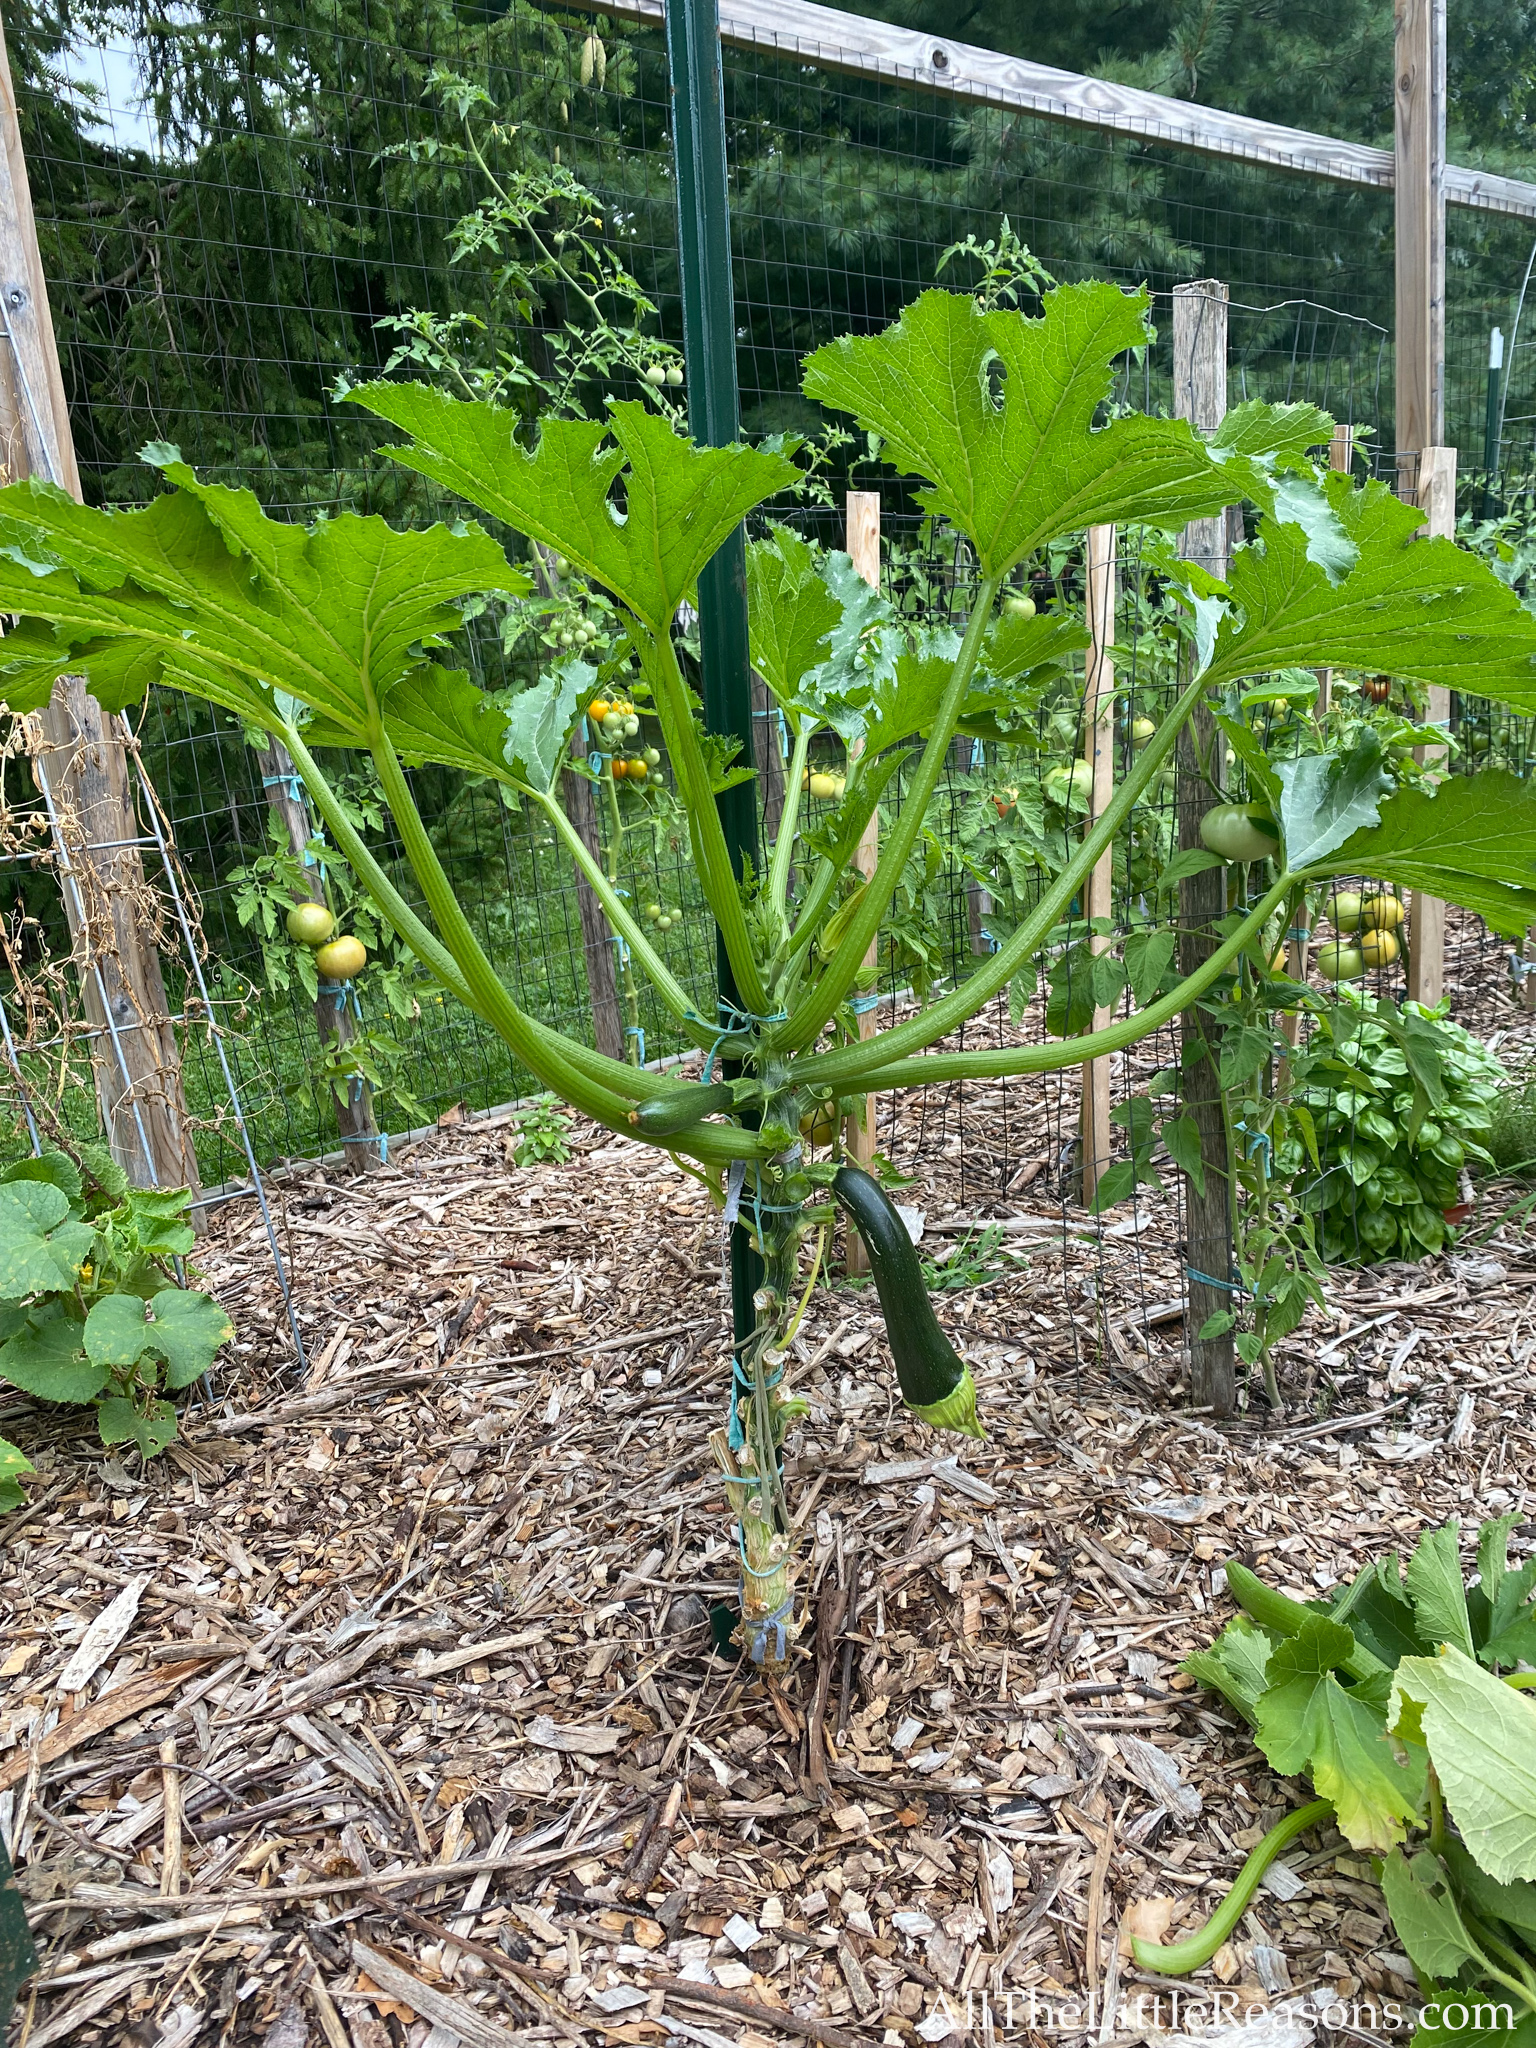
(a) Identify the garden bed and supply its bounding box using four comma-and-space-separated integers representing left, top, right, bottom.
3, 941, 1535, 2048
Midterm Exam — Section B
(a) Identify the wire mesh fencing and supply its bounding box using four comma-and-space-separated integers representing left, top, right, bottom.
3, 0, 1533, 1233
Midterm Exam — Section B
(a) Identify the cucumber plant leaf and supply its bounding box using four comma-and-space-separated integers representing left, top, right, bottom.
84, 1292, 159, 1371
0, 1436, 32, 1511
1390, 1648, 1536, 1884
0, 468, 514, 735
352, 385, 796, 639
148, 1289, 235, 1390
97, 1395, 177, 1458
1201, 476, 1536, 704
1327, 771, 1536, 938
1277, 730, 1394, 870
1255, 1617, 1425, 1850
802, 284, 1261, 579
0, 1313, 104, 1404
0, 1181, 93, 1297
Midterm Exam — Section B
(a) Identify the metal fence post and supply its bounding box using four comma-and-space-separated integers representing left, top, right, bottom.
665, 0, 762, 1344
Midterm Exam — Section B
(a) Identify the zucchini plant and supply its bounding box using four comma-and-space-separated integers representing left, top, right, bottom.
1140, 1519, 1536, 2041
3, 283, 1536, 1656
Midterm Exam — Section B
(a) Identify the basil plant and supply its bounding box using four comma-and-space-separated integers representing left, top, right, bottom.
4, 283, 1536, 1666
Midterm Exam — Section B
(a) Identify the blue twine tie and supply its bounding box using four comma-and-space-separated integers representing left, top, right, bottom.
1186, 1266, 1241, 1292
626, 1023, 645, 1066
689, 1000, 788, 1083
739, 1593, 795, 1665
727, 1348, 786, 1451
849, 992, 882, 1015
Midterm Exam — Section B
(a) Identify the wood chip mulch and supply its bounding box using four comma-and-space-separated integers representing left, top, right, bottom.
3, 928, 1535, 2048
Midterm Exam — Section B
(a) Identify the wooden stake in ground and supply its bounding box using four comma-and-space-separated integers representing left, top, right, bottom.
843, 490, 881, 1275
257, 739, 380, 1169
1406, 445, 1456, 1008
1080, 525, 1116, 1209
1172, 280, 1236, 1418
0, 22, 198, 1196
560, 730, 625, 1064
1394, 0, 1446, 475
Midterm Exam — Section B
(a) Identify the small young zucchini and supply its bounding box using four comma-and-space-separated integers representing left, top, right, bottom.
628, 1082, 735, 1137
832, 1165, 983, 1439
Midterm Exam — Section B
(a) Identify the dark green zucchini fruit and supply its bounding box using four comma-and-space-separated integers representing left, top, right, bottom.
832, 1164, 983, 1439
628, 1082, 735, 1137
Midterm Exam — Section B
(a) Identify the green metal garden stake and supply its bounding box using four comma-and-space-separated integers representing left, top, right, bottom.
0, 1830, 37, 2029
665, 0, 762, 1345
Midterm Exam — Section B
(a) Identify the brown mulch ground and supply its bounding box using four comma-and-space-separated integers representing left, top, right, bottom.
3, 920, 1535, 2048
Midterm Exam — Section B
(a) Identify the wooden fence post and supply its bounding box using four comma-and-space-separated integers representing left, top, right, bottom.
561, 733, 626, 1065
0, 23, 199, 1195
1406, 445, 1457, 1008
256, 740, 381, 1168
1080, 524, 1116, 1208
1172, 280, 1236, 1418
1394, 0, 1446, 474
843, 491, 881, 1273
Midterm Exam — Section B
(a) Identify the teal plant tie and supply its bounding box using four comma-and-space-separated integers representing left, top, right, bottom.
1285, 927, 1311, 943
850, 992, 881, 1015
689, 999, 788, 1083
626, 1023, 646, 1065
738, 1590, 794, 1665
1186, 1266, 1242, 1292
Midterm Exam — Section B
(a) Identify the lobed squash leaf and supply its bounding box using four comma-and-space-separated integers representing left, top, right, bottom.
351, 385, 796, 639
1202, 475, 1536, 704
802, 284, 1263, 579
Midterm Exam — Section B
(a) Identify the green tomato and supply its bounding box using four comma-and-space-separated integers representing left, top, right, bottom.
1130, 717, 1156, 747
666, 364, 685, 387
1315, 941, 1366, 983
1002, 593, 1036, 621
656, 914, 673, 931
644, 364, 667, 386
644, 747, 661, 767
286, 901, 335, 947
1330, 890, 1365, 933
1199, 802, 1280, 863
1045, 759, 1094, 805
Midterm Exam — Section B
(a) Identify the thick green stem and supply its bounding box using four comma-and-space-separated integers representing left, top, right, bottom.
284, 723, 694, 1107
711, 1184, 814, 1667
772, 578, 1000, 1050
768, 724, 814, 919
827, 873, 1293, 1093
786, 665, 1210, 1083
1132, 1801, 1332, 1976
365, 723, 762, 1165
638, 630, 770, 1016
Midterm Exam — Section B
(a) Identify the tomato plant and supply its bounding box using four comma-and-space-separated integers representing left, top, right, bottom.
5, 284, 1536, 1653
